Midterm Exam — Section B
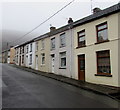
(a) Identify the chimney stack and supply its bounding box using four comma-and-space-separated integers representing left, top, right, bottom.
68, 17, 73, 24
50, 26, 56, 32
93, 7, 101, 14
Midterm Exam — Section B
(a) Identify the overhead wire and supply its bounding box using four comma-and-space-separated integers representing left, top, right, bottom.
9, 0, 75, 45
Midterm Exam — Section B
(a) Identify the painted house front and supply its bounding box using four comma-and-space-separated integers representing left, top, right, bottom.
73, 3, 120, 87
49, 23, 75, 78
25, 40, 35, 69
34, 33, 50, 72
10, 47, 15, 64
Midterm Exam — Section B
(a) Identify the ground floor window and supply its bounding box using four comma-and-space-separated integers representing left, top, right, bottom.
96, 50, 111, 75
41, 53, 45, 65
60, 52, 66, 68
29, 54, 32, 65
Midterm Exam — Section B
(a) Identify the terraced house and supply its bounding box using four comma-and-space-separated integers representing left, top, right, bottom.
34, 33, 50, 72
49, 20, 75, 78
73, 3, 120, 87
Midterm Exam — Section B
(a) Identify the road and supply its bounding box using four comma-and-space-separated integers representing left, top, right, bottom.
2, 64, 120, 108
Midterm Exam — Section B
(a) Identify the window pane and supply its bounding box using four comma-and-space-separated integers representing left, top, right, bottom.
60, 33, 65, 47
61, 58, 66, 67
79, 36, 85, 42
98, 29, 108, 41
51, 38, 55, 49
97, 50, 111, 74
78, 32, 85, 36
98, 24, 107, 30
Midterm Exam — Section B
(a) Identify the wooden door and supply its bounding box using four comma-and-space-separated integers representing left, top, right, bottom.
78, 54, 85, 81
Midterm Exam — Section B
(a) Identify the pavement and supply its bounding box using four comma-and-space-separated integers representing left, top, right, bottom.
10, 64, 120, 102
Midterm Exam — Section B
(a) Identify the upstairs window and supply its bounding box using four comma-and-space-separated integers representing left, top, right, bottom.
26, 45, 29, 53
51, 38, 55, 50
78, 30, 86, 47
96, 22, 108, 43
41, 39, 45, 50
30, 43, 32, 52
36, 42, 38, 51
60, 33, 66, 47
96, 50, 111, 75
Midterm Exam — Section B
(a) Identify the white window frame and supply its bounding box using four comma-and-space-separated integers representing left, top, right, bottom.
36, 42, 38, 51
41, 39, 45, 50
60, 33, 66, 47
60, 52, 66, 68
30, 43, 32, 52
51, 38, 55, 50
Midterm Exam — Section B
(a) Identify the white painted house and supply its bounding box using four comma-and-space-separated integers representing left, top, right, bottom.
25, 39, 36, 69
49, 19, 75, 78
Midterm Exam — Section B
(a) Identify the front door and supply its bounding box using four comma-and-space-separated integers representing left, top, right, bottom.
19, 56, 21, 66
78, 54, 85, 81
51, 56, 55, 73
36, 55, 38, 70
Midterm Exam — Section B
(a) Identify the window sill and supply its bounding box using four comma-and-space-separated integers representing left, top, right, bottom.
95, 74, 112, 77
95, 40, 109, 45
59, 67, 66, 69
76, 45, 86, 49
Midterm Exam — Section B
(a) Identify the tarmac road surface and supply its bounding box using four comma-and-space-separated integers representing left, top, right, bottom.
2, 64, 120, 108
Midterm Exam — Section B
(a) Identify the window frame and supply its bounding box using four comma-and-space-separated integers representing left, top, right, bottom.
41, 53, 45, 65
96, 50, 111, 75
59, 52, 66, 69
41, 39, 45, 50
96, 22, 108, 43
36, 41, 38, 51
77, 29, 86, 48
51, 37, 55, 50
60, 33, 66, 48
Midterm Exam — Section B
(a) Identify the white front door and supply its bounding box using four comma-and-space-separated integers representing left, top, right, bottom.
51, 56, 55, 73
36, 55, 38, 70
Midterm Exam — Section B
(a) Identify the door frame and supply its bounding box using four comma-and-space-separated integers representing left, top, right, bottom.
78, 54, 85, 81
51, 54, 55, 73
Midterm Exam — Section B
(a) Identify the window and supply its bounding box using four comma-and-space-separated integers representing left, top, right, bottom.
26, 45, 29, 53
78, 30, 86, 47
96, 22, 108, 43
41, 40, 45, 50
60, 33, 66, 47
29, 54, 32, 65
30, 43, 32, 52
22, 47, 24, 53
51, 38, 55, 49
60, 52, 66, 68
20, 47, 22, 54
36, 42, 38, 51
41, 53, 45, 65
96, 50, 111, 75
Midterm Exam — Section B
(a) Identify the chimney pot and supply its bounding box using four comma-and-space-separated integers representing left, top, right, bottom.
93, 7, 101, 14
50, 26, 56, 32
68, 17, 73, 24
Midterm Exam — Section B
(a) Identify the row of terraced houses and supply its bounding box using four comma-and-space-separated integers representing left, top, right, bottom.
2, 3, 120, 87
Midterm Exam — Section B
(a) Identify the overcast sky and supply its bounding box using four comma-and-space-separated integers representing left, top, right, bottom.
1, 0, 120, 49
